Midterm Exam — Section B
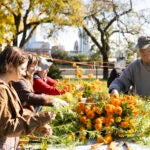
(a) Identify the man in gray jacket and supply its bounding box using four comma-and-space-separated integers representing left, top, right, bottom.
109, 36, 150, 97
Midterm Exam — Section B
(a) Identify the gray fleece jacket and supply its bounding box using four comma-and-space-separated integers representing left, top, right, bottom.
109, 58, 150, 97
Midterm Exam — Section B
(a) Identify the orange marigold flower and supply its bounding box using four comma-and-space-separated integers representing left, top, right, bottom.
110, 98, 121, 107
78, 97, 82, 102
79, 102, 85, 110
100, 116, 105, 124
94, 123, 102, 131
133, 108, 139, 116
97, 136, 103, 143
86, 97, 95, 103
121, 121, 129, 128
104, 117, 114, 126
77, 108, 82, 114
92, 106, 98, 112
111, 93, 119, 98
85, 105, 91, 114
77, 103, 85, 114
129, 119, 135, 126
86, 110, 95, 119
114, 106, 122, 115
105, 104, 114, 113
128, 104, 135, 109
72, 63, 77, 68
125, 95, 132, 101
109, 118, 114, 125
80, 116, 87, 124
93, 107, 102, 115
115, 117, 121, 123
87, 73, 94, 78
95, 118, 102, 124
90, 84, 96, 90
104, 134, 113, 144
105, 116, 114, 126
127, 128, 135, 134
76, 71, 82, 78
63, 78, 70, 83
125, 95, 136, 104
120, 97, 126, 102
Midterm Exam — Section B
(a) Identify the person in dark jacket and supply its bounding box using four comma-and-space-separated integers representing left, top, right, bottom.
107, 67, 124, 87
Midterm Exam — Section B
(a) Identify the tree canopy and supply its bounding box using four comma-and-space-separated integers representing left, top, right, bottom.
0, 0, 84, 47
81, 0, 146, 79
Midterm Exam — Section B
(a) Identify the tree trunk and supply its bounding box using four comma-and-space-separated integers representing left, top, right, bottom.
13, 38, 18, 46
102, 55, 109, 80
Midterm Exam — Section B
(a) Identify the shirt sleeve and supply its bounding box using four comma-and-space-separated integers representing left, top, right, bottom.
0, 87, 52, 137
33, 78, 65, 95
12, 79, 47, 106
109, 64, 134, 93
46, 77, 56, 86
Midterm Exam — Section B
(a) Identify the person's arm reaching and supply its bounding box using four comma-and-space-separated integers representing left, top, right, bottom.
12, 79, 54, 106
33, 77, 66, 95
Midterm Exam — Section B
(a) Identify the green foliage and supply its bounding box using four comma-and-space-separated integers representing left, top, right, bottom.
43, 104, 80, 147
88, 53, 102, 62
71, 53, 89, 62
131, 100, 150, 145
51, 49, 70, 60
1, 0, 84, 47
47, 64, 63, 79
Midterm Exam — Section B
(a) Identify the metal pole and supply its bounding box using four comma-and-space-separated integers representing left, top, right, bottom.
96, 66, 98, 79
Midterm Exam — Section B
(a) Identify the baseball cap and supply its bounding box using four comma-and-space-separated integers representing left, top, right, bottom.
36, 56, 52, 71
135, 36, 150, 50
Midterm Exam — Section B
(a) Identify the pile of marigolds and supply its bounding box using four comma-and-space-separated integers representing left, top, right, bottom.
42, 76, 150, 149
77, 94, 140, 144
20, 65, 150, 149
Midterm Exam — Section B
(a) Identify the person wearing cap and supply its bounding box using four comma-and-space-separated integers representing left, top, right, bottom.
109, 36, 150, 97
33, 56, 68, 96
12, 54, 52, 112
12, 54, 68, 113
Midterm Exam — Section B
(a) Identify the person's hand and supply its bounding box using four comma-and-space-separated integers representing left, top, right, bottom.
44, 95, 55, 106
76, 84, 83, 91
53, 98, 69, 107
38, 124, 53, 136
110, 89, 119, 97
47, 112, 56, 120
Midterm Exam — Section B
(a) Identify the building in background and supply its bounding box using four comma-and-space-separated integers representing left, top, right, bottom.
24, 29, 52, 58
24, 26, 91, 57
74, 40, 79, 53
69, 28, 91, 55
78, 29, 90, 55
